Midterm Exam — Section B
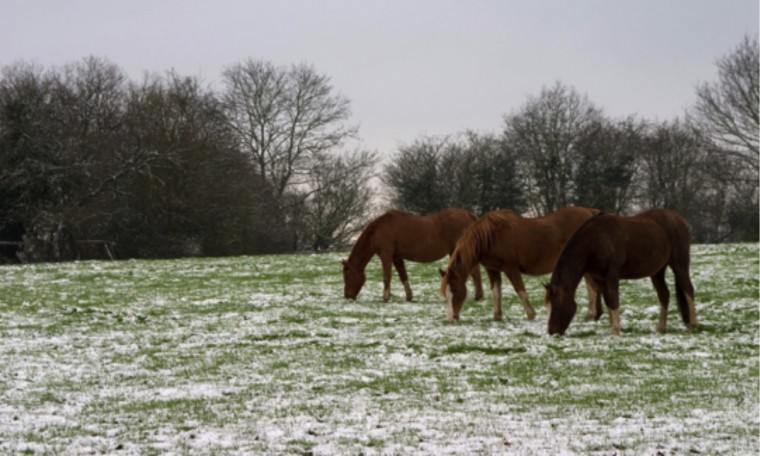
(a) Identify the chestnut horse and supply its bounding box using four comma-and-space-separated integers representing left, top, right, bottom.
440, 206, 599, 322
545, 209, 697, 335
343, 209, 484, 302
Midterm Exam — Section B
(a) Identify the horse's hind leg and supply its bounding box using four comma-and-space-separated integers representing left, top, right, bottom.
393, 257, 413, 301
504, 267, 535, 320
650, 267, 670, 334
380, 254, 393, 302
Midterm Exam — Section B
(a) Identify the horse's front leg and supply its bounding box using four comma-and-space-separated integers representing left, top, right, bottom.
470, 265, 484, 301
504, 267, 535, 320
600, 278, 621, 335
486, 268, 502, 321
582, 275, 603, 321
380, 254, 393, 302
393, 257, 413, 301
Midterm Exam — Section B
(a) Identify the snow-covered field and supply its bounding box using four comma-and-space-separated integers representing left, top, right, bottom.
0, 243, 757, 455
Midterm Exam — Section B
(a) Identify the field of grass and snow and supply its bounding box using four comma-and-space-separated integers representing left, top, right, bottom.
0, 243, 757, 455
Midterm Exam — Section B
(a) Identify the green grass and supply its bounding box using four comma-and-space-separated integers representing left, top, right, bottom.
0, 243, 757, 454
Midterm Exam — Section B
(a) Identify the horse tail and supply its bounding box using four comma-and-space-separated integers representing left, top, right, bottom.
665, 209, 695, 326
674, 279, 690, 326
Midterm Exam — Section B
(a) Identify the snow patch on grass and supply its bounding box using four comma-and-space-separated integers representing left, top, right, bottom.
0, 244, 757, 454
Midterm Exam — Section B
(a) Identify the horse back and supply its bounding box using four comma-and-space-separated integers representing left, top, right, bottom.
505, 206, 598, 274
607, 209, 689, 278
372, 208, 476, 262
633, 209, 692, 264
431, 208, 479, 244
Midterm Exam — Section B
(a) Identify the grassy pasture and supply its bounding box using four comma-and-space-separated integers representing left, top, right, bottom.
0, 243, 757, 455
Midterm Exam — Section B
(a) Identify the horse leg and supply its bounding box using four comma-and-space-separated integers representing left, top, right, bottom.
600, 278, 621, 335
393, 257, 413, 301
650, 267, 670, 334
582, 275, 602, 321
671, 264, 698, 330
486, 268, 502, 321
380, 254, 393, 302
504, 267, 535, 320
470, 265, 485, 301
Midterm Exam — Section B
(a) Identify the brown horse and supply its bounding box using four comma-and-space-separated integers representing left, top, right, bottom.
440, 206, 599, 322
343, 209, 484, 302
545, 209, 697, 335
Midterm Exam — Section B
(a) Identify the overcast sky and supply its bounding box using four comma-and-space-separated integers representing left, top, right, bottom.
1, 0, 757, 155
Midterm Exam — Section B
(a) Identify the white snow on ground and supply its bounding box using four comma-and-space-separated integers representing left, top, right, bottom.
0, 243, 757, 454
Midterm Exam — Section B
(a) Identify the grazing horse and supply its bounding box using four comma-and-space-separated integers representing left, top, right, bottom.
545, 209, 697, 335
342, 209, 484, 302
440, 206, 599, 322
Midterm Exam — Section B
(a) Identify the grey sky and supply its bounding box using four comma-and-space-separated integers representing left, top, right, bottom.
1, 0, 757, 155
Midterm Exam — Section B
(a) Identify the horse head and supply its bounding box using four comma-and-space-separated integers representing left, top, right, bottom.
440, 267, 467, 323
342, 260, 366, 300
545, 283, 577, 335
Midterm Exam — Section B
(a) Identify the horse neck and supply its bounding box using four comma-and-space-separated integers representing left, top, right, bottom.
448, 220, 494, 277
550, 244, 587, 293
449, 246, 477, 278
346, 229, 375, 269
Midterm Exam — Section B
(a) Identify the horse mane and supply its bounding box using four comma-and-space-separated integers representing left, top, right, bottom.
441, 210, 520, 294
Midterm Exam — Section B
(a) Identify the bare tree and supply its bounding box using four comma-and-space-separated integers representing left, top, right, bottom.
637, 120, 728, 241
692, 34, 759, 175
466, 131, 525, 214
222, 60, 357, 199
574, 117, 643, 214
384, 132, 525, 215
384, 136, 449, 214
503, 82, 604, 214
0, 58, 132, 260
299, 149, 378, 251
689, 35, 759, 241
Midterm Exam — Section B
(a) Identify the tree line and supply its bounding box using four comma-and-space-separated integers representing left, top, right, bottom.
0, 58, 376, 261
0, 36, 756, 262
385, 36, 758, 243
